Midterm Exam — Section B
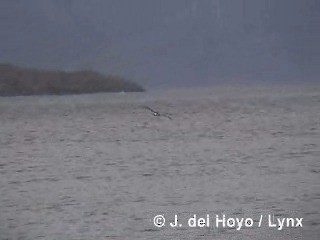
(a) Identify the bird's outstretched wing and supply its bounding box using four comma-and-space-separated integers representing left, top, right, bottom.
163, 114, 172, 120
142, 105, 172, 119
144, 106, 157, 114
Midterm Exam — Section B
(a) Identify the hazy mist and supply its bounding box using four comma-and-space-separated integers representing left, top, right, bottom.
1, 0, 319, 87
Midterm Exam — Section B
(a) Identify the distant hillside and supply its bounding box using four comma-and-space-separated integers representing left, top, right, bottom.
0, 64, 144, 96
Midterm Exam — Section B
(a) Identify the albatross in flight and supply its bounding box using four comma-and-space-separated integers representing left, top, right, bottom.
143, 106, 172, 120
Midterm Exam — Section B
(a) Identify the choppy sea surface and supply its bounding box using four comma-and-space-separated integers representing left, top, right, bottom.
0, 85, 319, 240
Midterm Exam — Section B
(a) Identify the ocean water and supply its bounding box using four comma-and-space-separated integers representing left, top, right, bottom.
0, 85, 319, 239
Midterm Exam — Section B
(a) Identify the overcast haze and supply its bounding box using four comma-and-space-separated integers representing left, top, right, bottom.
0, 0, 319, 87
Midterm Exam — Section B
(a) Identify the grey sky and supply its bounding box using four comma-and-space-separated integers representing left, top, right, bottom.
0, 0, 319, 87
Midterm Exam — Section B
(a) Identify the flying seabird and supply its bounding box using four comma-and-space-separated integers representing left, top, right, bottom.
144, 106, 160, 116
143, 106, 172, 120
